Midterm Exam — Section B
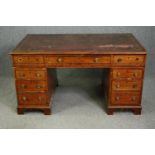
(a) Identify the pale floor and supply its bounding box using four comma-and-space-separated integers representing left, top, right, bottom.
0, 76, 155, 129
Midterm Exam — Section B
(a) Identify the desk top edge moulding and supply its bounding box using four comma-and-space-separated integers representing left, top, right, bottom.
10, 34, 147, 115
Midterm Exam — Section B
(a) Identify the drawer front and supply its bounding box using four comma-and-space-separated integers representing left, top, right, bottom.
16, 80, 47, 92
112, 69, 143, 79
112, 80, 142, 91
45, 55, 111, 64
113, 55, 145, 66
15, 70, 46, 80
111, 92, 140, 105
13, 56, 44, 64
18, 93, 48, 105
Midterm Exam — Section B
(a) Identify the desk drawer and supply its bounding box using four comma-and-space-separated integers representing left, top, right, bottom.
112, 80, 142, 91
13, 55, 44, 64
45, 55, 111, 64
111, 92, 140, 105
113, 55, 145, 66
16, 80, 47, 92
112, 69, 143, 79
18, 93, 48, 105
15, 70, 46, 80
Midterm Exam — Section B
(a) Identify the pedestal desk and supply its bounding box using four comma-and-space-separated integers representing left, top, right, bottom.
11, 34, 147, 115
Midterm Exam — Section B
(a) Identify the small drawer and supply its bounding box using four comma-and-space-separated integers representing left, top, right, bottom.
13, 55, 44, 64
112, 69, 143, 79
111, 92, 140, 105
15, 70, 46, 80
45, 55, 111, 64
16, 80, 47, 92
113, 55, 145, 66
18, 93, 48, 105
112, 80, 142, 91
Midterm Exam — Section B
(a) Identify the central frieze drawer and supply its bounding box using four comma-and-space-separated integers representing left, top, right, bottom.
112, 80, 142, 91
16, 80, 47, 92
44, 55, 111, 64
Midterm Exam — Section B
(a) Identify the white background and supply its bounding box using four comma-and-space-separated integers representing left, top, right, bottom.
0, 0, 154, 26
0, 0, 154, 155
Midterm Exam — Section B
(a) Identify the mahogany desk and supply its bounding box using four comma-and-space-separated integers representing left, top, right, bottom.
11, 34, 147, 115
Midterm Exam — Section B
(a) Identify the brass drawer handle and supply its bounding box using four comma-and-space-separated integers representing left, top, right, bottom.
36, 85, 42, 89
117, 72, 121, 76
36, 73, 41, 77
131, 96, 136, 101
94, 58, 99, 63
117, 58, 122, 62
116, 84, 120, 88
18, 58, 23, 62
127, 78, 132, 80
57, 58, 62, 63
115, 96, 120, 101
132, 84, 137, 88
21, 74, 25, 77
22, 96, 27, 101
38, 97, 43, 101
21, 84, 26, 88
133, 73, 138, 77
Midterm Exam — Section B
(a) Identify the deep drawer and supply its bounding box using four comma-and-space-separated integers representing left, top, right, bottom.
112, 80, 142, 91
15, 70, 46, 80
112, 68, 143, 79
17, 93, 48, 105
16, 80, 47, 92
111, 92, 141, 106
